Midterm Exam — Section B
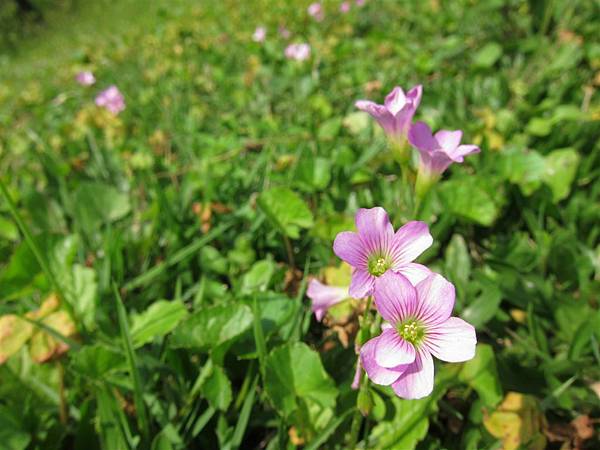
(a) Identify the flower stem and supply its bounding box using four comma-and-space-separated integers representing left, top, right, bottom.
348, 296, 374, 448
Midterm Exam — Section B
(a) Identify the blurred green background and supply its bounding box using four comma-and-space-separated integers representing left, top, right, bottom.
0, 0, 599, 449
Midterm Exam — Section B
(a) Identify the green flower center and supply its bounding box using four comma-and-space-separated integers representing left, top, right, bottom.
367, 255, 391, 277
397, 319, 425, 346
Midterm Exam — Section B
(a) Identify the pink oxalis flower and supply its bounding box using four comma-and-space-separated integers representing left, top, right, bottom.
408, 121, 481, 177
356, 85, 422, 155
333, 207, 433, 298
307, 279, 349, 321
285, 43, 311, 61
75, 71, 95, 86
361, 271, 476, 399
308, 2, 325, 21
340, 1, 351, 13
408, 121, 480, 197
253, 26, 266, 43
95, 85, 125, 115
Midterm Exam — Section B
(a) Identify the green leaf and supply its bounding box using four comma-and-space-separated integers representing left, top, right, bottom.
462, 285, 502, 328
444, 234, 471, 297
459, 344, 503, 407
71, 344, 124, 378
499, 149, 546, 195
170, 303, 253, 350
201, 365, 233, 411
473, 42, 502, 68
240, 259, 276, 294
264, 342, 338, 418
130, 299, 188, 348
543, 148, 580, 202
73, 182, 131, 234
257, 187, 314, 239
439, 178, 500, 226
370, 388, 445, 449
0, 405, 30, 450
68, 264, 98, 331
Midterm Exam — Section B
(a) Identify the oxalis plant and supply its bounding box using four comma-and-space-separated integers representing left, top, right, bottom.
307, 84, 480, 448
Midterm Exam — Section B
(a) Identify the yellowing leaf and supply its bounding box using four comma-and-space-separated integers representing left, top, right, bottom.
0, 315, 34, 364
483, 392, 547, 450
29, 311, 77, 364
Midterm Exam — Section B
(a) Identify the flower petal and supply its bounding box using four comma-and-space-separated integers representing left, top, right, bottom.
389, 221, 433, 266
306, 279, 348, 321
373, 271, 417, 324
333, 231, 367, 268
348, 268, 374, 299
406, 84, 423, 109
414, 273, 455, 325
354, 207, 394, 255
374, 328, 416, 368
355, 100, 395, 135
408, 121, 438, 153
449, 144, 481, 162
396, 263, 431, 286
434, 130, 463, 153
426, 317, 476, 362
384, 87, 407, 116
361, 337, 406, 385
428, 151, 455, 174
391, 349, 434, 399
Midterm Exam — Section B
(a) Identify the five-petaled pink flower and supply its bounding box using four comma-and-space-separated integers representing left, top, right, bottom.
285, 43, 311, 61
333, 207, 433, 298
340, 1, 351, 13
356, 85, 422, 149
361, 271, 476, 399
95, 85, 125, 115
76, 71, 95, 86
408, 121, 480, 177
308, 2, 325, 21
307, 279, 349, 321
253, 26, 267, 43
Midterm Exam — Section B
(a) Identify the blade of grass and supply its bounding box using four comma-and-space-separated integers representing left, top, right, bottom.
304, 408, 353, 450
123, 222, 232, 290
252, 295, 267, 379
190, 406, 216, 439
229, 374, 259, 449
0, 177, 75, 320
113, 282, 150, 444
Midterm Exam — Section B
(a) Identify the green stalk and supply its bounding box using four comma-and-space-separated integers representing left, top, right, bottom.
347, 296, 374, 448
113, 283, 150, 444
0, 178, 76, 320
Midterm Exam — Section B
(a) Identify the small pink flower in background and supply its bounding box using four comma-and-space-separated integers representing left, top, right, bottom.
308, 2, 325, 21
340, 1, 351, 13
333, 207, 433, 298
278, 25, 291, 39
95, 85, 125, 115
361, 271, 476, 399
307, 279, 349, 321
75, 71, 95, 86
408, 122, 481, 177
355, 0, 366, 6
252, 26, 266, 43
285, 43, 311, 61
356, 84, 422, 149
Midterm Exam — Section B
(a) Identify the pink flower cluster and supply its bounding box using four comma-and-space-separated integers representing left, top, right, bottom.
75, 71, 126, 115
308, 207, 476, 399
356, 84, 480, 180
